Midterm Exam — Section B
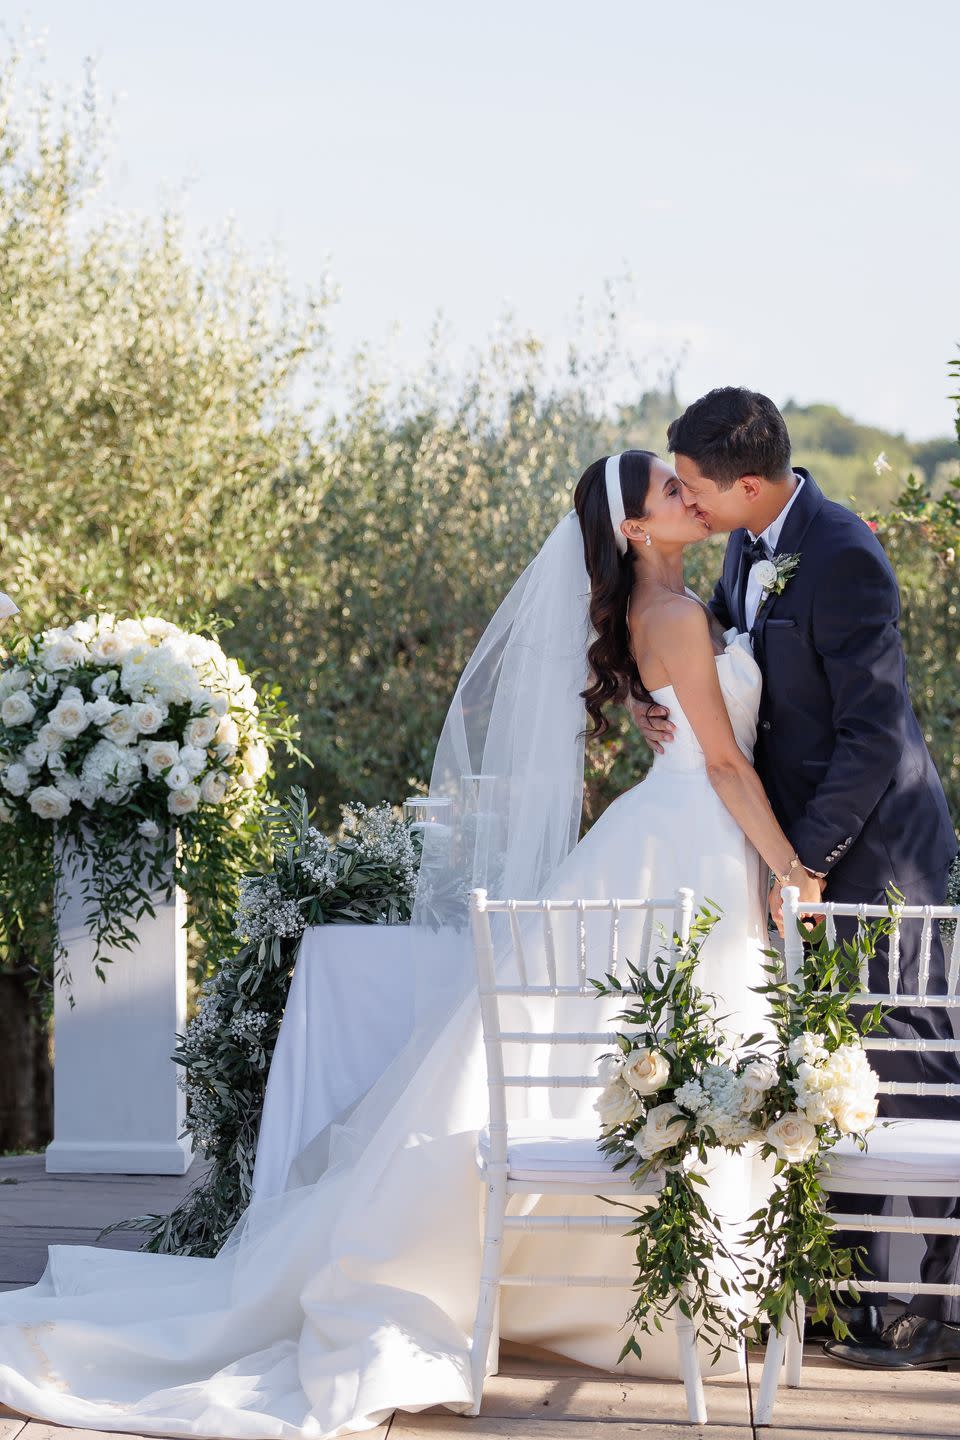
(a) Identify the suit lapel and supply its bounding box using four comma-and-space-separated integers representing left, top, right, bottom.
750, 468, 825, 658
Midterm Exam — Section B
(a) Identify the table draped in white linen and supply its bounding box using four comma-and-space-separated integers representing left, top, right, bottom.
250, 924, 454, 1206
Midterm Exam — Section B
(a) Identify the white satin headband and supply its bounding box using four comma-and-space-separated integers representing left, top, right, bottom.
605, 452, 628, 555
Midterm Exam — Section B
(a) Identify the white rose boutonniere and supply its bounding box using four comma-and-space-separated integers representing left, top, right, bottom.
755, 552, 800, 598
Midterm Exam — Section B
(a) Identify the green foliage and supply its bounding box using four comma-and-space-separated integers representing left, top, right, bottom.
742, 916, 893, 1340
590, 906, 751, 1365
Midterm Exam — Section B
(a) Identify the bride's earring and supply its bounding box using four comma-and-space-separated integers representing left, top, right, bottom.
644, 532, 652, 548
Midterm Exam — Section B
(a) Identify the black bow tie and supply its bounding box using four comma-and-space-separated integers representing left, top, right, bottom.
742, 534, 771, 568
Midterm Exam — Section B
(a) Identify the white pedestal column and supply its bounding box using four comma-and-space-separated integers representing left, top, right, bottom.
45, 833, 194, 1175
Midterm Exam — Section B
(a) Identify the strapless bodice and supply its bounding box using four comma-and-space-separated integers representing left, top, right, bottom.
646, 628, 762, 776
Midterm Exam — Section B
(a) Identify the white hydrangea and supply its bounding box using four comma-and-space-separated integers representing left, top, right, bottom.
84, 695, 118, 726
0, 666, 31, 700
1, 763, 31, 797
21, 740, 49, 771
788, 1031, 829, 1066
791, 1040, 878, 1135
80, 739, 142, 805
178, 745, 207, 779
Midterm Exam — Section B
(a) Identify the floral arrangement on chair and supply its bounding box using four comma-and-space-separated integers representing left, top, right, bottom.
592, 906, 890, 1362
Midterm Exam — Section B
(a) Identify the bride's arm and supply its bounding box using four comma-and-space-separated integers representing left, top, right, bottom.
652, 597, 822, 909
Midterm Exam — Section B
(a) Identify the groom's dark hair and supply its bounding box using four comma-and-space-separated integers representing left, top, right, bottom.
666, 387, 792, 490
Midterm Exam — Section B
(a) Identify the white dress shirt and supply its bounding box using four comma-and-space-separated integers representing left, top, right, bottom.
743, 473, 805, 631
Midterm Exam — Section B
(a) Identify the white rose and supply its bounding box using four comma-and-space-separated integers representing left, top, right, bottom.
199, 770, 229, 805
85, 695, 118, 726
833, 1094, 878, 1135
39, 634, 88, 671
753, 559, 778, 592
765, 1112, 819, 1164
242, 740, 269, 781
165, 763, 192, 791
740, 1058, 779, 1107
213, 714, 239, 757
131, 699, 168, 734
2, 762, 30, 796
183, 714, 218, 749
594, 1079, 643, 1131
636, 1102, 690, 1159
27, 785, 71, 820
597, 1053, 624, 1087
1, 690, 36, 726
167, 784, 200, 816
21, 740, 48, 771
621, 1047, 671, 1096
37, 722, 65, 752
88, 632, 127, 666
178, 745, 207, 778
48, 695, 90, 739
137, 818, 161, 840
102, 707, 138, 746
141, 740, 180, 777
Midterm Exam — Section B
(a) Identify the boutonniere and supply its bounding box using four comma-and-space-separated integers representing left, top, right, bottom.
754, 552, 800, 598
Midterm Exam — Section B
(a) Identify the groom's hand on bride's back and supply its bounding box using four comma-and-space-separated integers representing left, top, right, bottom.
626, 697, 675, 755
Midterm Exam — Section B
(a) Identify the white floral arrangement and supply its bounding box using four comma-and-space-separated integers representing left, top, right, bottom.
0, 613, 298, 987
0, 615, 267, 822
592, 907, 889, 1361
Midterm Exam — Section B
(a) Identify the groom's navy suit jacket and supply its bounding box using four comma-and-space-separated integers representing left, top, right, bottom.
707, 469, 956, 895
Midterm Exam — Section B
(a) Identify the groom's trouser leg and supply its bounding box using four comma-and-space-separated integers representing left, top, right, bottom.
830, 865, 960, 1324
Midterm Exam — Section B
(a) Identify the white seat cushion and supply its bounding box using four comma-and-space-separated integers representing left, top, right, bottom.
477, 1119, 633, 1185
821, 1118, 960, 1187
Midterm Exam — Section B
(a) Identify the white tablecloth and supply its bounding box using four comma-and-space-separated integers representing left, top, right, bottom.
250, 923, 458, 1206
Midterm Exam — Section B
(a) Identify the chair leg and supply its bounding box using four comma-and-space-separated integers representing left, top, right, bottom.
785, 1299, 805, 1388
755, 1326, 786, 1426
468, 1171, 507, 1416
674, 1285, 708, 1424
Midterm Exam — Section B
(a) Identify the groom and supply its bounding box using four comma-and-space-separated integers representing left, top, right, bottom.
636, 386, 960, 1369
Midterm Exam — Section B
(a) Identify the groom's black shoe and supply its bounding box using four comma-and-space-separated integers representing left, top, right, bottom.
825, 1311, 960, 1370
806, 1303, 884, 1343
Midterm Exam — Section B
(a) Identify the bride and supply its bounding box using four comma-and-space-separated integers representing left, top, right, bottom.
0, 451, 819, 1438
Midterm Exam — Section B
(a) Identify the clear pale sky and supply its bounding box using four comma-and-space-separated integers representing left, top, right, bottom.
10, 0, 959, 438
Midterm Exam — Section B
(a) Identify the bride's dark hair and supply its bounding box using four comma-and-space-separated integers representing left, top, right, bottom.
574, 449, 657, 739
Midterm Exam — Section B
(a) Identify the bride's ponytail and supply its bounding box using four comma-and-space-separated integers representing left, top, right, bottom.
574, 450, 656, 738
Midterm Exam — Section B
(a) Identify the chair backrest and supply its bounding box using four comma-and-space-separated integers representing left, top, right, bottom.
468, 887, 695, 1164
781, 885, 960, 1099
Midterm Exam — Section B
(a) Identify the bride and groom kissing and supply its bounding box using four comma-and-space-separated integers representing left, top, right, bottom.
619, 386, 959, 1370
0, 385, 957, 1440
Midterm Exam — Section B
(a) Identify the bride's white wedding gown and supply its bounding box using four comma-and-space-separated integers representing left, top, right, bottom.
0, 629, 770, 1438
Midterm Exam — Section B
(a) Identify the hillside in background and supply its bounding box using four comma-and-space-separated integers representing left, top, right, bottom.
610, 391, 957, 508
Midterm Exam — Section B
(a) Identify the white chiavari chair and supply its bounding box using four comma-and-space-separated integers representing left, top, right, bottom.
756, 884, 960, 1424
467, 885, 710, 1425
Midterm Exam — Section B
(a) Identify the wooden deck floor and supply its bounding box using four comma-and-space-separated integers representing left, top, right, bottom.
1, 1152, 957, 1439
